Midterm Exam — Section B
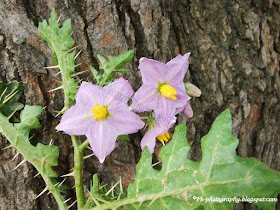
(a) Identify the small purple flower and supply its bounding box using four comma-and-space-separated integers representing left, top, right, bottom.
131, 53, 193, 120
141, 116, 176, 154
56, 78, 145, 163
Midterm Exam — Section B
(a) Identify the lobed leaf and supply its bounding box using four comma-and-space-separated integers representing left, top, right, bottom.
0, 81, 24, 117
96, 50, 134, 86
38, 9, 77, 108
90, 110, 280, 210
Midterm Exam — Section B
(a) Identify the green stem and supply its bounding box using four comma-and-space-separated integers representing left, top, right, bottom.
79, 140, 89, 151
72, 135, 85, 209
45, 178, 68, 210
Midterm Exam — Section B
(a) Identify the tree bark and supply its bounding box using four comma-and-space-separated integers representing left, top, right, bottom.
0, 0, 279, 209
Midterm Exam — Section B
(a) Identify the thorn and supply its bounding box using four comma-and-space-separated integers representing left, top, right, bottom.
152, 161, 162, 167
35, 187, 48, 199
87, 146, 93, 151
7, 104, 21, 120
44, 65, 59, 69
87, 192, 101, 207
77, 79, 83, 84
61, 172, 75, 177
0, 87, 8, 100
28, 134, 35, 141
105, 180, 120, 196
2, 90, 19, 104
34, 173, 40, 178
54, 182, 60, 187
2, 144, 13, 150
55, 112, 62, 117
58, 178, 66, 187
57, 15, 61, 23
68, 200, 77, 209
55, 71, 61, 76
119, 176, 123, 194
12, 152, 20, 161
67, 46, 77, 53
13, 159, 26, 171
54, 79, 63, 84
47, 191, 52, 195
71, 184, 76, 189
74, 49, 82, 60
83, 153, 94, 160
49, 139, 54, 145
48, 86, 63, 93
74, 63, 82, 68
64, 198, 71, 203
71, 70, 88, 77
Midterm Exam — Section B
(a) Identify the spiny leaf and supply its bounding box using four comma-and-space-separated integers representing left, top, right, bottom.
38, 9, 77, 108
0, 81, 24, 117
97, 50, 134, 86
90, 110, 280, 210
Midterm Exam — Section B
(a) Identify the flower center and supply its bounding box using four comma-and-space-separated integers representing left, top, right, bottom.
92, 105, 107, 120
160, 84, 177, 100
157, 131, 170, 144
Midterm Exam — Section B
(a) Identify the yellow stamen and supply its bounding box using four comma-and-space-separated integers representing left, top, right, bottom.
160, 84, 177, 100
92, 105, 107, 120
157, 131, 171, 144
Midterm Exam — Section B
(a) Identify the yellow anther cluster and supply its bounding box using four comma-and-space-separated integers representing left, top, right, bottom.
160, 84, 177, 100
92, 105, 107, 120
157, 131, 170, 144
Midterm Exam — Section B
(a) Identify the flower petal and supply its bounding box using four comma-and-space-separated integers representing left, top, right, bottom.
77, 82, 104, 106
166, 53, 190, 85
182, 101, 193, 118
173, 84, 191, 114
103, 78, 133, 105
108, 109, 145, 134
86, 119, 118, 163
141, 124, 169, 154
56, 104, 94, 135
131, 85, 160, 112
139, 58, 166, 87
153, 95, 176, 127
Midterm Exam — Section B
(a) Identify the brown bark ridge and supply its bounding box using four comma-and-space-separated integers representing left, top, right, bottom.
0, 0, 279, 209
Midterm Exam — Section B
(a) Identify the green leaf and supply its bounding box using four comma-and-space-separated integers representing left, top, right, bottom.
118, 135, 130, 142
90, 66, 103, 83
97, 50, 134, 86
38, 9, 77, 108
90, 110, 280, 210
0, 81, 24, 117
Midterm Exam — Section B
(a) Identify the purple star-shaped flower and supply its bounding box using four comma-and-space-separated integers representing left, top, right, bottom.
56, 78, 145, 163
131, 53, 193, 120
141, 116, 176, 153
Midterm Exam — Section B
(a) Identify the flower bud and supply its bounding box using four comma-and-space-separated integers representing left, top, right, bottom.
185, 83, 201, 97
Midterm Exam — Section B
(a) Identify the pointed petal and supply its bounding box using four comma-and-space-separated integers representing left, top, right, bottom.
56, 104, 94, 135
182, 101, 193, 118
141, 124, 168, 154
139, 58, 166, 87
103, 78, 133, 105
108, 109, 145, 134
77, 82, 104, 106
166, 53, 190, 85
86, 119, 118, 163
131, 86, 159, 112
153, 96, 176, 127
173, 84, 191, 114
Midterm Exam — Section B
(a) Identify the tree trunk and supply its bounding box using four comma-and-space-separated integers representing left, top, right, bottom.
0, 0, 279, 209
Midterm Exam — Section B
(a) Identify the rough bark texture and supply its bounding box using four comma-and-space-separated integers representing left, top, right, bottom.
0, 0, 279, 209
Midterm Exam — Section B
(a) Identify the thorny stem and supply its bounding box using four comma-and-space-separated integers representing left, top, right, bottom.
72, 135, 85, 209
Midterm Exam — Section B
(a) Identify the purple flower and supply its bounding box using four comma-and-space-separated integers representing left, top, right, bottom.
131, 53, 193, 120
56, 78, 145, 163
141, 116, 176, 153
